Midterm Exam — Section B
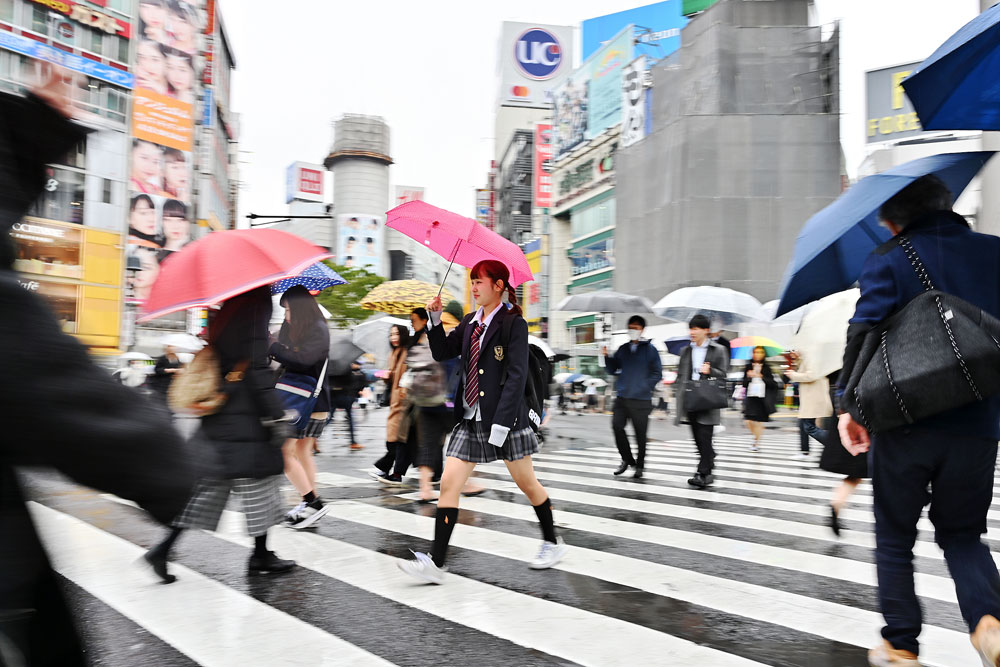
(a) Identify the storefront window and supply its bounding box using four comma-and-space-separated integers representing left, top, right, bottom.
27, 168, 85, 225
10, 221, 84, 280
570, 197, 616, 239
16, 278, 79, 333
569, 236, 614, 276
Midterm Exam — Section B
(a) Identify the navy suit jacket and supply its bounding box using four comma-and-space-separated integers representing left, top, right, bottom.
427, 305, 531, 431
842, 211, 1000, 438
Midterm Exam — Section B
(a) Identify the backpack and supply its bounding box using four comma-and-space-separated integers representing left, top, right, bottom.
498, 313, 552, 434
402, 335, 448, 407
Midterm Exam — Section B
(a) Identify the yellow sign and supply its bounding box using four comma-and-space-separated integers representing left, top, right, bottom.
133, 89, 195, 152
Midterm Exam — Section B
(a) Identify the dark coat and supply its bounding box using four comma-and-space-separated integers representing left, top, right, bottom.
605, 339, 662, 401
674, 341, 730, 426
0, 91, 198, 666
149, 354, 182, 396
742, 360, 779, 414
839, 211, 1000, 439
200, 287, 286, 478
428, 306, 532, 431
270, 319, 330, 413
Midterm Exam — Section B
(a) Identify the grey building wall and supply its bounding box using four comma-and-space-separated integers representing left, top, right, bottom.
615, 0, 841, 304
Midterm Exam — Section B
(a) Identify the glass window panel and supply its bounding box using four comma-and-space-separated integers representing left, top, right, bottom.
31, 5, 47, 34
0, 0, 13, 22
116, 35, 129, 62
27, 167, 85, 224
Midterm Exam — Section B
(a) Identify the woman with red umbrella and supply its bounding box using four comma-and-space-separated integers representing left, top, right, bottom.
397, 260, 566, 584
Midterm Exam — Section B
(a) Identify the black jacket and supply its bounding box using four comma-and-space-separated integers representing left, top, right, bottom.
428, 306, 531, 431
742, 361, 779, 414
270, 319, 330, 412
0, 91, 198, 665
200, 287, 286, 478
149, 354, 182, 396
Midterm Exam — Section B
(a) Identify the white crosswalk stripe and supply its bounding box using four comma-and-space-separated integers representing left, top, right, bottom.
30, 431, 992, 666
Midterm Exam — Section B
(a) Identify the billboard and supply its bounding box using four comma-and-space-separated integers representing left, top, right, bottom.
534, 124, 554, 208
127, 0, 204, 304
866, 63, 923, 144
498, 22, 575, 108
475, 189, 491, 225
621, 57, 648, 148
553, 26, 634, 160
337, 214, 382, 274
0, 30, 133, 87
286, 162, 325, 203
394, 186, 425, 206
582, 1, 686, 62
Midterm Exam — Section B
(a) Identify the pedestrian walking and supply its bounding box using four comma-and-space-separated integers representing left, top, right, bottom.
602, 315, 662, 479
328, 363, 363, 451
836, 175, 1000, 666
784, 350, 833, 458
398, 260, 566, 583
144, 286, 296, 582
816, 369, 866, 537
149, 344, 182, 402
674, 314, 730, 489
269, 285, 331, 529
741, 346, 777, 452
407, 307, 452, 501
371, 324, 412, 484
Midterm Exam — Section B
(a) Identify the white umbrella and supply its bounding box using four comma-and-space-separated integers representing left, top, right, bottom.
352, 316, 410, 361
653, 286, 763, 327
555, 290, 654, 314
553, 372, 574, 384
789, 288, 861, 378
583, 378, 607, 388
756, 300, 810, 327
119, 352, 152, 362
160, 332, 205, 352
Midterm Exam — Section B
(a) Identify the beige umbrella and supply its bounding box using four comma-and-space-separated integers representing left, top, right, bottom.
360, 280, 455, 315
789, 288, 861, 378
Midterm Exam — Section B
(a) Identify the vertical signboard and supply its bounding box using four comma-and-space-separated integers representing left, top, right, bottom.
498, 22, 575, 108
337, 214, 382, 274
534, 124, 553, 208
475, 189, 491, 225
866, 63, 923, 144
127, 0, 203, 305
621, 57, 647, 148
285, 162, 325, 203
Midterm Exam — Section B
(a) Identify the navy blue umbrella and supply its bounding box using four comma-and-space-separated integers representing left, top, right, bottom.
776, 151, 994, 316
903, 4, 1000, 130
664, 337, 690, 356
271, 262, 347, 294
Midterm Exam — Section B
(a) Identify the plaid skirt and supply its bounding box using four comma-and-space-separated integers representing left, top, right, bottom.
297, 417, 329, 439
446, 419, 538, 463
173, 476, 284, 537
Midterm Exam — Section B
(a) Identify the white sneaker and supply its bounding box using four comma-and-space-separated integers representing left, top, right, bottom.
288, 501, 329, 530
714, 425, 727, 434
530, 537, 568, 570
282, 501, 307, 524
795, 451, 810, 459
397, 551, 446, 584
750, 443, 760, 452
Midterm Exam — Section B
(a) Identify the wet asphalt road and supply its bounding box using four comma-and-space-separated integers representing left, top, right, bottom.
19, 407, 990, 666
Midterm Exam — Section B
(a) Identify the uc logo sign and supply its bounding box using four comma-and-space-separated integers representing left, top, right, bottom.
515, 28, 562, 80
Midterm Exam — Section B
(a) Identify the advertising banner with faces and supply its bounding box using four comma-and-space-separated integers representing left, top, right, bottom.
337, 214, 382, 275
128, 0, 205, 305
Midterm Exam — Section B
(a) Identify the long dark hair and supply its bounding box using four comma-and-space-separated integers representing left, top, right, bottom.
389, 324, 410, 349
752, 345, 767, 362
280, 285, 323, 344
470, 259, 522, 316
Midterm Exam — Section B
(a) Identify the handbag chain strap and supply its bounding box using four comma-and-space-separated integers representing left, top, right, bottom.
899, 235, 982, 401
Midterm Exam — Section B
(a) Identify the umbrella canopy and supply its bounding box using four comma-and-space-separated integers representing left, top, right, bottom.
352, 315, 410, 363
663, 336, 691, 356
554, 290, 654, 314
553, 372, 574, 384
361, 280, 455, 315
562, 373, 590, 385
730, 336, 784, 360
159, 332, 205, 352
653, 286, 762, 327
776, 151, 994, 316
119, 352, 152, 362
789, 288, 860, 379
549, 348, 571, 363
386, 201, 534, 287
583, 378, 607, 388
756, 300, 810, 327
271, 262, 347, 295
328, 337, 366, 376
902, 4, 1000, 131
139, 229, 331, 321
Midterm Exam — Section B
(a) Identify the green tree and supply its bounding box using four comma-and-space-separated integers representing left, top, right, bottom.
315, 261, 385, 328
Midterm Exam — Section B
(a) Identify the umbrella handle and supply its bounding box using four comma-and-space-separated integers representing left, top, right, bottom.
437, 239, 462, 299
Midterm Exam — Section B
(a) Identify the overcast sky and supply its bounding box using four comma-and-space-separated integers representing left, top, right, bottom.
218, 0, 980, 227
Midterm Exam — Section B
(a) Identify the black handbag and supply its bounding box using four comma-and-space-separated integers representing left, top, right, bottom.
844, 235, 1000, 433
684, 349, 729, 413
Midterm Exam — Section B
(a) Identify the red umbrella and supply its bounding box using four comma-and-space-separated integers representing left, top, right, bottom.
138, 229, 331, 322
385, 201, 534, 288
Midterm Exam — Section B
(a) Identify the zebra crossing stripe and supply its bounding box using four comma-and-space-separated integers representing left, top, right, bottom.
28, 502, 396, 667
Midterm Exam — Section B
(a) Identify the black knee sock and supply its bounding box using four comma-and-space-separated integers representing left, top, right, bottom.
303, 491, 318, 505
533, 498, 557, 544
254, 534, 269, 557
154, 527, 183, 556
431, 507, 459, 568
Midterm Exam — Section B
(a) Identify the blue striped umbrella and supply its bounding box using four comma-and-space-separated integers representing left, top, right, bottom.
270, 262, 347, 295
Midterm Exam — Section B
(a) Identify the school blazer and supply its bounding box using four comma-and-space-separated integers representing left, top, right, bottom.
427, 306, 531, 431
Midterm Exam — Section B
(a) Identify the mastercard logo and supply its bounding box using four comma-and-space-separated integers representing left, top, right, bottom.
511, 86, 530, 97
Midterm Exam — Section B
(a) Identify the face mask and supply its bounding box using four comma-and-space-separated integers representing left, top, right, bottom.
628, 329, 641, 341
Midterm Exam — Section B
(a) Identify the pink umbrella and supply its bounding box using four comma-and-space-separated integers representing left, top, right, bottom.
385, 201, 534, 289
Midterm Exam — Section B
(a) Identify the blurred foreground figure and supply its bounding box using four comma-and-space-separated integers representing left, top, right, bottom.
0, 69, 198, 665
837, 176, 1000, 667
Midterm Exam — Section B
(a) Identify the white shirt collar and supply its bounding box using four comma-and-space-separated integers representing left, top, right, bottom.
691, 339, 710, 349
473, 304, 503, 330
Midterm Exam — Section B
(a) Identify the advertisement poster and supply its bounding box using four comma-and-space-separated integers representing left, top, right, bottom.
337, 214, 382, 274
552, 69, 590, 160
127, 0, 203, 304
621, 57, 647, 148
498, 22, 574, 108
534, 124, 553, 208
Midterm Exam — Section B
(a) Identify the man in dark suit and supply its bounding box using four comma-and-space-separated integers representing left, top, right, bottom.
837, 175, 1000, 666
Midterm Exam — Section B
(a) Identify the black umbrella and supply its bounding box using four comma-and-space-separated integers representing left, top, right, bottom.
328, 336, 365, 376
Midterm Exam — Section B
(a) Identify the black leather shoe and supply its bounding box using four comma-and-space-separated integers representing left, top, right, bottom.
702, 474, 715, 487
633, 466, 644, 479
687, 473, 707, 488
248, 551, 296, 575
829, 505, 841, 536
613, 462, 631, 476
142, 548, 176, 584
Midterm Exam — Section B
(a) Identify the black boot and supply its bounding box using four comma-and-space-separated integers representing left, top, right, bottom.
248, 550, 296, 575
143, 528, 182, 584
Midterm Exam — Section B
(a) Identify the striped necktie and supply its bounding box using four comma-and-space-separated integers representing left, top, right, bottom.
464, 321, 485, 407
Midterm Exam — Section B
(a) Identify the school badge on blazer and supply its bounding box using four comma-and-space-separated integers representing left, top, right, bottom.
494, 345, 504, 361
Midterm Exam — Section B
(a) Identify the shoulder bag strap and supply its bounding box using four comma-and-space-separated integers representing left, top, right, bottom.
898, 235, 935, 292
312, 358, 329, 399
